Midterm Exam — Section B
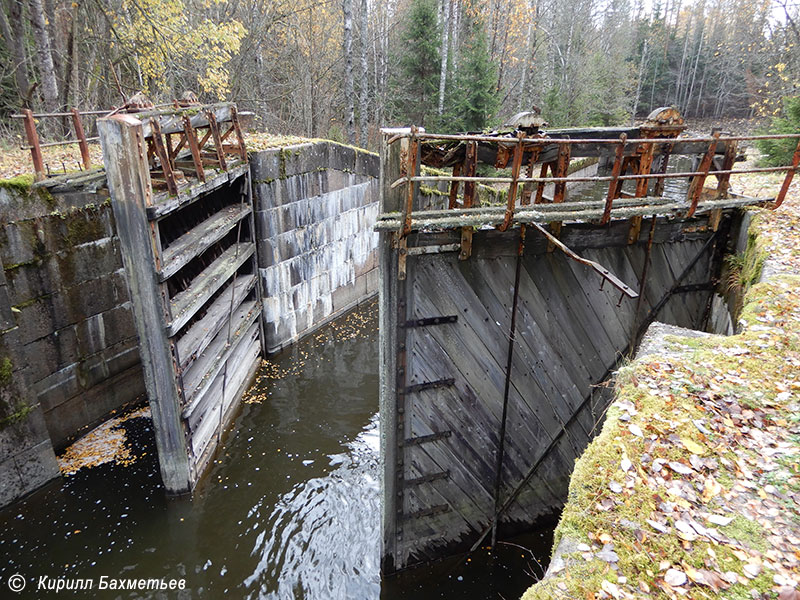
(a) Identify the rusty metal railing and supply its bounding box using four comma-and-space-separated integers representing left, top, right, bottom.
386, 127, 800, 236
10, 108, 110, 179
12, 99, 249, 194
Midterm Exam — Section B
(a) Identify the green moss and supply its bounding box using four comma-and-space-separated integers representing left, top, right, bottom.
0, 357, 12, 386
0, 174, 35, 192
0, 402, 33, 428
719, 516, 768, 553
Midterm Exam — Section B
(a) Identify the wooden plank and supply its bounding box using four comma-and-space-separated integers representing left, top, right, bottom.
188, 324, 260, 464
181, 299, 260, 407
147, 164, 248, 220
159, 203, 252, 281
139, 102, 234, 138
167, 243, 255, 336
97, 114, 192, 494
176, 274, 256, 371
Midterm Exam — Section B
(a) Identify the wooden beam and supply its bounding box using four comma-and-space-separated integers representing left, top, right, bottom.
97, 114, 192, 495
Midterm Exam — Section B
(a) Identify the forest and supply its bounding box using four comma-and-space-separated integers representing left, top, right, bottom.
0, 0, 798, 148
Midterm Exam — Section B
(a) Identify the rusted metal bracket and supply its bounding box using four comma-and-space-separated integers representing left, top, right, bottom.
404, 471, 450, 486
403, 431, 452, 447
397, 236, 408, 280
405, 378, 455, 394
530, 222, 638, 299
459, 227, 473, 261
402, 504, 451, 520
403, 315, 458, 328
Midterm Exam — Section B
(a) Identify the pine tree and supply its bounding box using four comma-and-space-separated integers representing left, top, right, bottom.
388, 0, 440, 127
444, 17, 499, 132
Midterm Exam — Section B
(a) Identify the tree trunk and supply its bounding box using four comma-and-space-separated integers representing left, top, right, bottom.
343, 0, 356, 143
437, 0, 450, 116
359, 0, 369, 145
28, 0, 60, 118
632, 37, 648, 121
1, 0, 31, 105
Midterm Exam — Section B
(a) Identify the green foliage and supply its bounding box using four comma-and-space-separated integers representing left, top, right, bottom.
442, 17, 499, 133
388, 0, 440, 127
754, 96, 800, 167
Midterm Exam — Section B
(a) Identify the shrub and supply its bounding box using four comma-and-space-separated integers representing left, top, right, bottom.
754, 95, 800, 166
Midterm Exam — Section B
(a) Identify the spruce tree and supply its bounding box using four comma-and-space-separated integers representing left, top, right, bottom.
389, 0, 440, 127
444, 17, 499, 133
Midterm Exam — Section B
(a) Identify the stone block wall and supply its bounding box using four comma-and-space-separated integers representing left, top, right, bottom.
0, 186, 144, 451
251, 142, 380, 352
0, 262, 60, 507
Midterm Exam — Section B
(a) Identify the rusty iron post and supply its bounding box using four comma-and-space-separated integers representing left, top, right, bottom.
71, 108, 92, 170
602, 134, 627, 225
448, 162, 462, 209
687, 131, 720, 217
463, 141, 478, 207
23, 109, 45, 180
773, 137, 800, 209
500, 134, 525, 231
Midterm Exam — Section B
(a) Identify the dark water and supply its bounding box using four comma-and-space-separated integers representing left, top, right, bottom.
0, 299, 552, 599
568, 154, 694, 205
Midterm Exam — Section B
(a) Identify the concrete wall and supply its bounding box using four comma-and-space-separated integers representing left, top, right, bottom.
0, 260, 60, 507
0, 185, 144, 451
251, 142, 380, 353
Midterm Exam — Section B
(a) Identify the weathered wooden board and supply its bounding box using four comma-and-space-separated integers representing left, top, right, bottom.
381, 221, 723, 573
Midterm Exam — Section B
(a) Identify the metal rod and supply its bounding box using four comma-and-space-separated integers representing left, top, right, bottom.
389, 165, 794, 189
392, 131, 800, 144
21, 136, 100, 150
491, 225, 525, 546
773, 137, 800, 209
12, 109, 111, 118
553, 140, 571, 203
529, 223, 638, 298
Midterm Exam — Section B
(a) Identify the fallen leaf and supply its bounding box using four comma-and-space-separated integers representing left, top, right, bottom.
668, 461, 694, 475
681, 437, 707, 455
620, 457, 632, 472
778, 587, 800, 600
743, 562, 762, 579
647, 519, 669, 533
665, 568, 688, 586
601, 579, 621, 599
701, 477, 722, 502
629, 424, 644, 437
707, 514, 733, 526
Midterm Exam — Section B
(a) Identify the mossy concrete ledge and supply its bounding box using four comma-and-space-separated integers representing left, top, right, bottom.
522, 211, 800, 599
